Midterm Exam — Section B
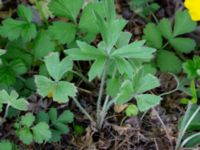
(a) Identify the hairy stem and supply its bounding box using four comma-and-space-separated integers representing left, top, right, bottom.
72, 97, 94, 123
96, 67, 107, 125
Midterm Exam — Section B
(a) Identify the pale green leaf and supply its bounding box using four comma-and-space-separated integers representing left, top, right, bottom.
44, 52, 73, 81
136, 94, 161, 112
125, 104, 138, 116
18, 128, 33, 145
49, 0, 83, 22
116, 80, 134, 104
35, 75, 54, 97
53, 81, 77, 103
32, 122, 51, 143
111, 40, 156, 60
88, 57, 106, 81
21, 113, 35, 127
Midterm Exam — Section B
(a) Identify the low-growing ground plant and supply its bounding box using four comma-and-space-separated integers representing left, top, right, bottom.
0, 0, 199, 149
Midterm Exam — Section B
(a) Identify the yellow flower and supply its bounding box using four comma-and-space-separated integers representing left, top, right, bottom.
184, 0, 200, 21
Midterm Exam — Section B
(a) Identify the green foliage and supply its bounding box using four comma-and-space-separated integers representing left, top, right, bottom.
15, 112, 51, 145
37, 108, 74, 142
177, 104, 200, 148
49, 0, 83, 22
35, 52, 77, 103
183, 56, 200, 79
0, 90, 28, 112
0, 5, 36, 42
115, 68, 161, 112
125, 104, 138, 116
143, 10, 197, 73
0, 140, 18, 150
130, 0, 160, 19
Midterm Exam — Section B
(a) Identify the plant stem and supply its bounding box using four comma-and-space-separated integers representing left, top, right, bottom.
96, 67, 107, 125
97, 97, 117, 129
3, 104, 10, 119
175, 104, 200, 150
72, 97, 94, 123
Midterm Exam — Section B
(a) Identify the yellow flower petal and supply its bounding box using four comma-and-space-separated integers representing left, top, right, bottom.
184, 0, 200, 21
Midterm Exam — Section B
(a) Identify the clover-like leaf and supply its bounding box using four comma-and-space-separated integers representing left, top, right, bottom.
35, 75, 77, 103
173, 10, 197, 37
143, 23, 163, 49
48, 21, 77, 45
21, 113, 35, 127
111, 40, 156, 60
49, 0, 83, 22
136, 94, 162, 112
32, 122, 51, 144
44, 52, 73, 81
156, 50, 182, 73
0, 90, 28, 111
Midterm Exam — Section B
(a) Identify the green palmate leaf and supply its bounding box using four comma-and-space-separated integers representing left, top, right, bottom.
49, 0, 83, 22
58, 110, 74, 123
21, 113, 35, 127
111, 40, 156, 60
49, 108, 57, 124
136, 94, 161, 112
5, 42, 33, 67
0, 66, 16, 85
169, 38, 196, 53
125, 104, 138, 117
37, 111, 49, 123
156, 50, 182, 73
0, 140, 17, 150
79, 2, 104, 34
173, 10, 197, 37
45, 52, 73, 81
88, 57, 107, 81
157, 18, 173, 40
106, 77, 121, 97
48, 21, 77, 44
0, 18, 36, 42
134, 73, 160, 93
53, 81, 77, 103
35, 75, 77, 103
32, 122, 51, 143
66, 41, 106, 61
115, 32, 132, 48
18, 128, 33, 145
116, 80, 134, 104
10, 59, 27, 75
35, 75, 54, 97
143, 23, 163, 49
17, 5, 32, 23
9, 91, 28, 111
183, 56, 200, 79
0, 90, 28, 111
32, 31, 55, 59
113, 57, 133, 77
95, 11, 127, 51
54, 122, 69, 133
